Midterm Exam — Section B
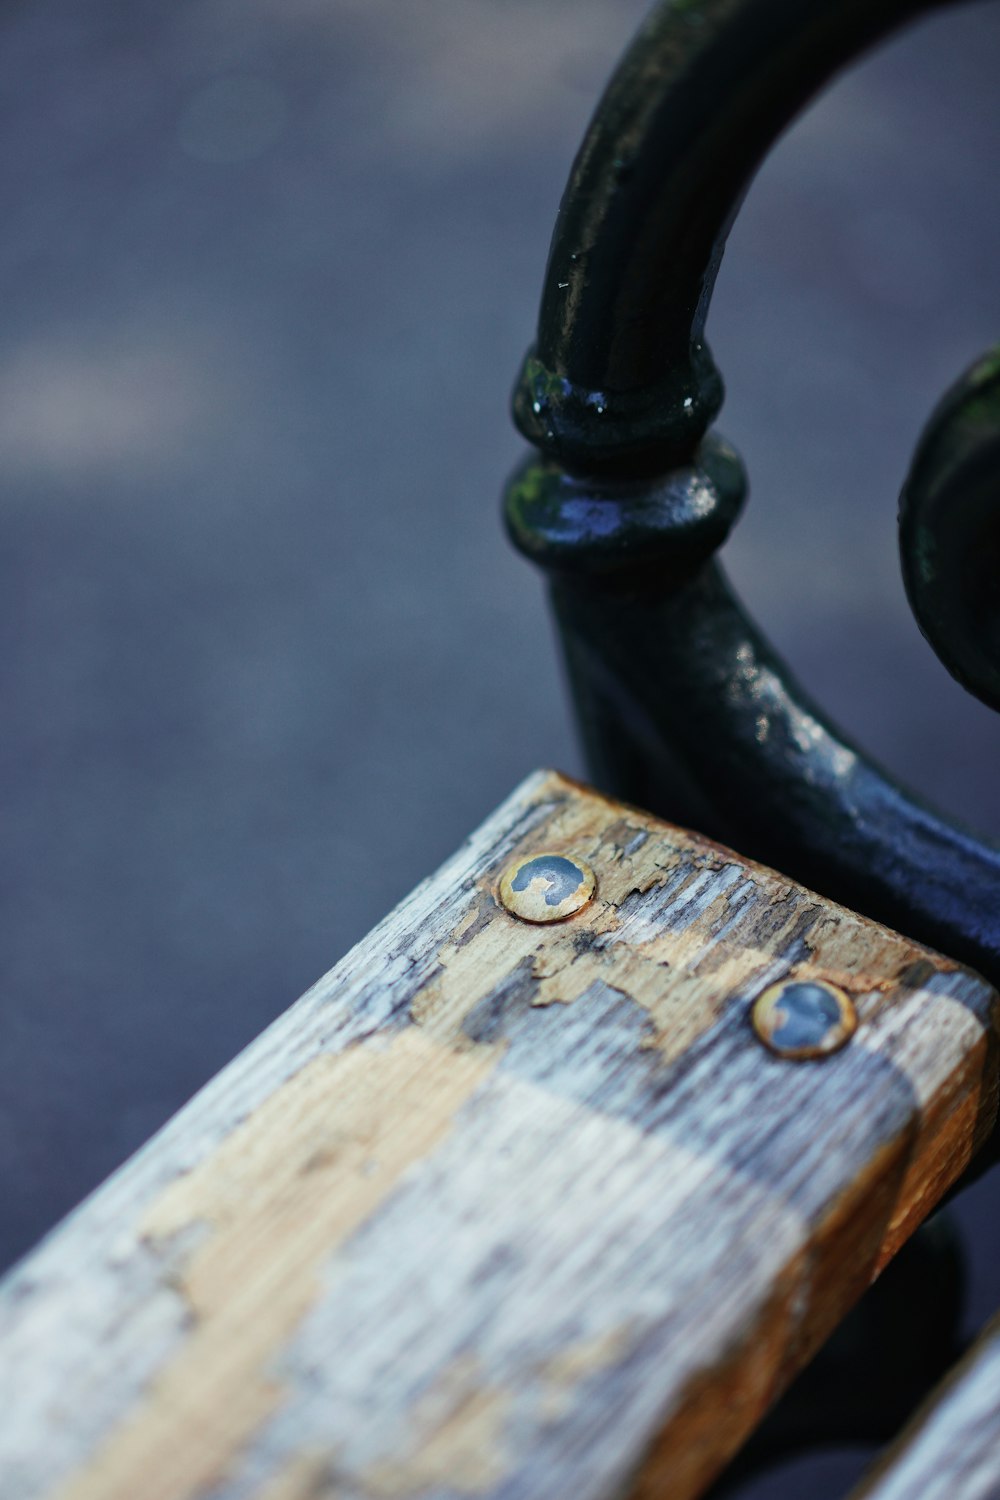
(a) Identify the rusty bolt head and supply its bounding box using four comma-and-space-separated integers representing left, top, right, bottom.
497, 852, 596, 924
751, 978, 857, 1061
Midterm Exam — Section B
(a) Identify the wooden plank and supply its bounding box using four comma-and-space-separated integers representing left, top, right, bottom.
850, 1313, 1000, 1500
0, 769, 996, 1500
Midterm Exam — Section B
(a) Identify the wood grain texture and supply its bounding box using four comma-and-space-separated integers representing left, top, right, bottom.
0, 770, 996, 1500
851, 1313, 1000, 1500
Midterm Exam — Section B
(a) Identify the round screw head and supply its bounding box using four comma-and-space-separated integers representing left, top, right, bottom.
751, 978, 857, 1061
497, 852, 596, 924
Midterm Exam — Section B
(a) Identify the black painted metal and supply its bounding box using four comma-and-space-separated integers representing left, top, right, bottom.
901, 347, 1000, 715
513, 0, 956, 476
505, 0, 1000, 992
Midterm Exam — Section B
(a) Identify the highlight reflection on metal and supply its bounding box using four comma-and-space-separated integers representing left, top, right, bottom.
751, 979, 858, 1062
497, 852, 596, 924
504, 0, 1000, 992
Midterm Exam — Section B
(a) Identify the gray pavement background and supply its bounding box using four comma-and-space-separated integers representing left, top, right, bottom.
2, 2, 1000, 1493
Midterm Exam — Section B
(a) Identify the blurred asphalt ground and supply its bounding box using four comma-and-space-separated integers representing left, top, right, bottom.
2, 3, 1000, 1492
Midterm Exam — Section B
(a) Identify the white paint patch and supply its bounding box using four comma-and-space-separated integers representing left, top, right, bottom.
246, 1070, 805, 1500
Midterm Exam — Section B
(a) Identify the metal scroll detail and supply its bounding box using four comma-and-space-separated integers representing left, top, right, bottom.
504, 0, 1000, 989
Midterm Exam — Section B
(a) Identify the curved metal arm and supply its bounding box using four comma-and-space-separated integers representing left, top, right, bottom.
505, 0, 1000, 988
514, 0, 955, 475
901, 348, 1000, 714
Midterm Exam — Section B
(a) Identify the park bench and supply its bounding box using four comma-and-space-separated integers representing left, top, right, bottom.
2, 2, 999, 1496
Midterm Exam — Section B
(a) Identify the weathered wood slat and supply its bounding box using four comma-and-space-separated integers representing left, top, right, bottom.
851, 1313, 1000, 1500
0, 770, 996, 1500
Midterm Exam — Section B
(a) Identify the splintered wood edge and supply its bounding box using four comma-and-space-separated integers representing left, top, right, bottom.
0, 768, 997, 1500
849, 1312, 1000, 1500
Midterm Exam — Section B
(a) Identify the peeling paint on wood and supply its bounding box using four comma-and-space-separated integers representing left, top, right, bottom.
55, 1033, 497, 1500
0, 771, 996, 1500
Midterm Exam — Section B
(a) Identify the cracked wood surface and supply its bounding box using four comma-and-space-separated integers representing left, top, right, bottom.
0, 769, 997, 1500
851, 1312, 1000, 1500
